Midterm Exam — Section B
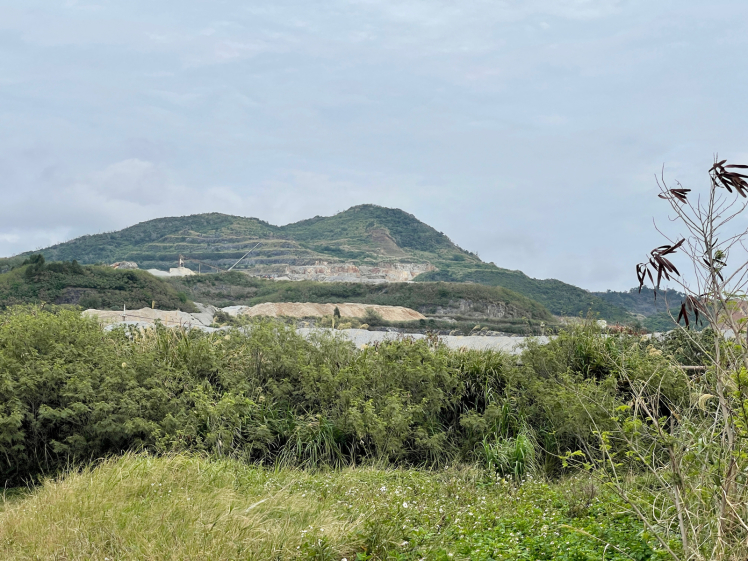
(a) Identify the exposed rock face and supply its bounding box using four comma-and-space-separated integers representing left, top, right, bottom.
431, 299, 526, 319
110, 261, 138, 269
83, 307, 208, 327
146, 266, 195, 277
280, 262, 435, 283
191, 302, 218, 326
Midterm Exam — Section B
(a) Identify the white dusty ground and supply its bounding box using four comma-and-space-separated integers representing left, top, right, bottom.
297, 328, 543, 353
83, 308, 201, 327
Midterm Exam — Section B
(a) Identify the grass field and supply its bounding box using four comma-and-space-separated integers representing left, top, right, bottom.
0, 454, 667, 561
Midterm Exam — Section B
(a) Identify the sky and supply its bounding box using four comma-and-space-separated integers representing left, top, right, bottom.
1, 0, 747, 291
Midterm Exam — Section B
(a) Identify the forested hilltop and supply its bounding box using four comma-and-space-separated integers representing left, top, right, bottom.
592, 286, 687, 332
0, 255, 196, 312
25, 206, 473, 269
15, 205, 641, 322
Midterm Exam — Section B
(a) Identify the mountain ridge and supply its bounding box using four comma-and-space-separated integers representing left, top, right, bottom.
11, 205, 633, 321
30, 206, 479, 268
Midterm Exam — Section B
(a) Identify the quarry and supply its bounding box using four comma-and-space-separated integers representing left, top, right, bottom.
125, 260, 436, 284
82, 301, 539, 353
278, 262, 435, 283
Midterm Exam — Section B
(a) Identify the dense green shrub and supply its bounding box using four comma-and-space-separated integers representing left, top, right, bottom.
0, 257, 196, 311
0, 307, 682, 484
511, 325, 689, 455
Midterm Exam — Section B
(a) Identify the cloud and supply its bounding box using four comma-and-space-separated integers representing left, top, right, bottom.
1, 0, 747, 293
0, 233, 20, 244
76, 159, 174, 204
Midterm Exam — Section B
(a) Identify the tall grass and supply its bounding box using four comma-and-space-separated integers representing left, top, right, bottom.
0, 453, 663, 560
0, 454, 365, 560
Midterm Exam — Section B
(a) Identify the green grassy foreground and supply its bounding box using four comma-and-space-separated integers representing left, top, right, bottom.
0, 454, 665, 561
0, 307, 705, 559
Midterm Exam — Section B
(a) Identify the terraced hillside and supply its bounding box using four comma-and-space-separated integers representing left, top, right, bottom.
31, 206, 476, 273
21, 205, 632, 321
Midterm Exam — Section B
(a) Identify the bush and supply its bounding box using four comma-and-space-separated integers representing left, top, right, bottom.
362, 307, 386, 326
78, 294, 102, 309
0, 259, 196, 311
0, 307, 679, 484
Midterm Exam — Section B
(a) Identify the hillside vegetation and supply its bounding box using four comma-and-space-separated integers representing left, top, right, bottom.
0, 255, 196, 312
32, 205, 477, 270
417, 265, 632, 321
26, 205, 633, 322
590, 287, 686, 332
592, 286, 685, 316
172, 272, 553, 321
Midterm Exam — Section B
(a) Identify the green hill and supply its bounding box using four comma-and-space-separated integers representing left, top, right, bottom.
30, 206, 476, 270
21, 205, 631, 321
592, 286, 686, 332
416, 265, 631, 322
592, 287, 684, 316
0, 255, 196, 312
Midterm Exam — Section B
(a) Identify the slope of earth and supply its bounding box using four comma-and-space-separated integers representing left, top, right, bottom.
83, 307, 209, 327
24, 204, 629, 322
235, 302, 426, 321
0, 257, 196, 312
171, 272, 554, 322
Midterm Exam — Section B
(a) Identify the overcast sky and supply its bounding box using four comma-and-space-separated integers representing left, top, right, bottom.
1, 1, 747, 290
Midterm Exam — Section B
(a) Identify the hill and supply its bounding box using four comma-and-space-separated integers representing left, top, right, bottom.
22, 205, 630, 321
416, 265, 631, 322
0, 255, 196, 312
592, 286, 684, 316
30, 206, 476, 271
592, 286, 686, 332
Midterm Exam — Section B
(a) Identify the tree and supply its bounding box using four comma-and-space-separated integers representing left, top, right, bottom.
569, 158, 748, 560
